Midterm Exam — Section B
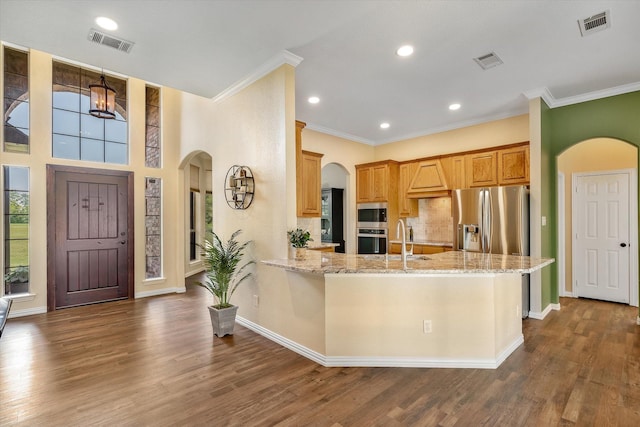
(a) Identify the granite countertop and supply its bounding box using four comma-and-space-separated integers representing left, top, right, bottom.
262, 250, 554, 275
389, 240, 453, 247
307, 242, 339, 249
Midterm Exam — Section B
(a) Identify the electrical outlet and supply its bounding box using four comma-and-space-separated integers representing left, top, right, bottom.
252, 294, 259, 308
423, 320, 432, 334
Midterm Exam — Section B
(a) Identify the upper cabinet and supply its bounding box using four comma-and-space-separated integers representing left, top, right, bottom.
398, 162, 419, 217
465, 150, 499, 188
296, 120, 324, 217
406, 159, 450, 198
356, 161, 399, 203
448, 155, 466, 190
497, 145, 530, 185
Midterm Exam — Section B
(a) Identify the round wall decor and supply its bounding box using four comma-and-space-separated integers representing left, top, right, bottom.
224, 165, 254, 209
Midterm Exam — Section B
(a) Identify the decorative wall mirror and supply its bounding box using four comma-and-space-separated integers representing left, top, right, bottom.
224, 165, 254, 209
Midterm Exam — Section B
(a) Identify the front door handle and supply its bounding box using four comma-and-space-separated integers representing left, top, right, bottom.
120, 240, 126, 245
620, 243, 627, 248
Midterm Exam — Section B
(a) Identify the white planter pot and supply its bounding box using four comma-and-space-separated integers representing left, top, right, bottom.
208, 305, 238, 337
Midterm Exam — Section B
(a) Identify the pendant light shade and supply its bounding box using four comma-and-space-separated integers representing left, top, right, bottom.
89, 74, 116, 119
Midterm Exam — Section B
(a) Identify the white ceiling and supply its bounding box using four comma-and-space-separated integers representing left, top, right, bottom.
1, 0, 639, 145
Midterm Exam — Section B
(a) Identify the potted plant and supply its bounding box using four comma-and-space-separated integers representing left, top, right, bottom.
196, 229, 254, 337
287, 227, 313, 259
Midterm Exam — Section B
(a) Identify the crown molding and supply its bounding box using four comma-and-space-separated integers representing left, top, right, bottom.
212, 49, 303, 103
524, 82, 640, 108
304, 122, 376, 145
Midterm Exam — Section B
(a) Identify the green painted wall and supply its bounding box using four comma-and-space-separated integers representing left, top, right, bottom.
540, 90, 640, 311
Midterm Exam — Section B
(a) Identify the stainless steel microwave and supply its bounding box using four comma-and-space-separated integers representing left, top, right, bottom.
357, 202, 388, 228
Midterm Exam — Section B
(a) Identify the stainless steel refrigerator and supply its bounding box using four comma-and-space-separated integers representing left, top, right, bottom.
452, 185, 530, 317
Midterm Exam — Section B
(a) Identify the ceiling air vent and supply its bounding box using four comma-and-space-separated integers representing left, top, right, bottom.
87, 29, 134, 53
473, 52, 503, 70
578, 10, 610, 37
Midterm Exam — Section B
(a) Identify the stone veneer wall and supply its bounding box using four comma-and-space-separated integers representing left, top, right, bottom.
406, 197, 453, 243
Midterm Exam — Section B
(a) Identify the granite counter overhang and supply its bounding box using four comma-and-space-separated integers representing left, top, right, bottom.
262, 250, 554, 275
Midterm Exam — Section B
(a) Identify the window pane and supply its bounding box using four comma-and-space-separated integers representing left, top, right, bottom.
6, 219, 29, 239
6, 239, 29, 267
52, 109, 80, 135
52, 134, 80, 159
80, 114, 105, 140
5, 167, 29, 191
80, 138, 105, 162
52, 90, 80, 112
7, 193, 29, 214
105, 141, 127, 164
105, 119, 127, 143
4, 98, 29, 129
145, 147, 160, 168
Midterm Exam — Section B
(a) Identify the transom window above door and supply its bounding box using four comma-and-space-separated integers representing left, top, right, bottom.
52, 61, 128, 164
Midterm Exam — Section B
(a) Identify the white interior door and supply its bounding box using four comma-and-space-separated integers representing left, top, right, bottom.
573, 172, 630, 303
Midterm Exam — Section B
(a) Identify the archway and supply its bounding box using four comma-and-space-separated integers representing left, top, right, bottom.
557, 137, 638, 306
321, 163, 350, 253
179, 151, 213, 277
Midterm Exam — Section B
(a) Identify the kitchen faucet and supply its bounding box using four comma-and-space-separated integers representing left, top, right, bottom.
396, 219, 412, 270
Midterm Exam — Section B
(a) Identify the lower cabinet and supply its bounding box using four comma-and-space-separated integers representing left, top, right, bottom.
389, 243, 450, 254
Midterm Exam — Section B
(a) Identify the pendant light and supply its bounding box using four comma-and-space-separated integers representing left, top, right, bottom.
89, 74, 116, 119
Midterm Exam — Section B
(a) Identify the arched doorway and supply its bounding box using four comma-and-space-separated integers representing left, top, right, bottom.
180, 151, 213, 277
321, 163, 350, 253
557, 138, 638, 306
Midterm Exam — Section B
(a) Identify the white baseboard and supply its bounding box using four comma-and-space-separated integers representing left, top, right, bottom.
237, 316, 523, 369
528, 303, 561, 320
562, 291, 574, 298
8, 306, 47, 318
135, 287, 185, 299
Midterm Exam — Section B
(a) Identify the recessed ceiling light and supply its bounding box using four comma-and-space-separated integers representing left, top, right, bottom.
396, 45, 414, 57
308, 96, 320, 104
449, 103, 461, 111
96, 17, 118, 31
380, 122, 390, 129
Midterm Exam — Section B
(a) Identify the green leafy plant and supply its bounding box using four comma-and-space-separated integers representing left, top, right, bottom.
287, 228, 313, 248
196, 230, 254, 309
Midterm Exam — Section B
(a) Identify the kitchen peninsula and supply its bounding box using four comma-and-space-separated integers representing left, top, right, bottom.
259, 251, 553, 369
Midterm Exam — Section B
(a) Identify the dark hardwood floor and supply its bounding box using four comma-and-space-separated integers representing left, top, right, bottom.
1, 283, 639, 426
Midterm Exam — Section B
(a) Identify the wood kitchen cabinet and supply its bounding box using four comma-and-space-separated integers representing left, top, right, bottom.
355, 161, 398, 203
296, 120, 324, 217
398, 162, 419, 217
448, 155, 467, 189
498, 145, 529, 185
465, 150, 498, 188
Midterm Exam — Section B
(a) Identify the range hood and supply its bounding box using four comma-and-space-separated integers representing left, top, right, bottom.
406, 159, 450, 198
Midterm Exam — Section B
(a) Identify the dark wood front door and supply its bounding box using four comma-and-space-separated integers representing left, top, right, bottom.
47, 166, 133, 310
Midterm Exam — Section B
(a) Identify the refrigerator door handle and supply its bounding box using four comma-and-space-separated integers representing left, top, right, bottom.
485, 189, 492, 253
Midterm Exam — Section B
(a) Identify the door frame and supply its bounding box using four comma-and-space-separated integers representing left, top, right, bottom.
46, 165, 135, 311
570, 168, 638, 307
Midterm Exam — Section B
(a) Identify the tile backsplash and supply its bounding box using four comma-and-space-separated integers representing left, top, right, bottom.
406, 197, 453, 243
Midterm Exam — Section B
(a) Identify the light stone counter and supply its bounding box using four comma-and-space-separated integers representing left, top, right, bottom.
262, 250, 554, 275
252, 251, 555, 370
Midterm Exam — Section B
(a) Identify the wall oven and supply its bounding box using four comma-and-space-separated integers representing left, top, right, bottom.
357, 202, 388, 228
357, 227, 388, 254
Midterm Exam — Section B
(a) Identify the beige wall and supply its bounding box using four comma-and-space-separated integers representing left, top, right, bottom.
301, 129, 375, 253
374, 114, 529, 161
557, 138, 637, 294
174, 65, 300, 334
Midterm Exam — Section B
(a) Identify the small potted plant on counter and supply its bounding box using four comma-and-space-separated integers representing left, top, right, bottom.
287, 227, 313, 260
196, 229, 254, 337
